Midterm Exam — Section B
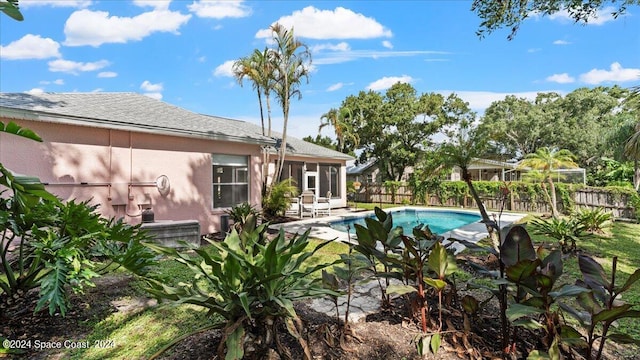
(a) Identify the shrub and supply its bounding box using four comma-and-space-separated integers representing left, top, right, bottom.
225, 202, 260, 232
575, 207, 613, 234
529, 216, 587, 253
0, 184, 156, 316
262, 179, 298, 218
144, 222, 339, 359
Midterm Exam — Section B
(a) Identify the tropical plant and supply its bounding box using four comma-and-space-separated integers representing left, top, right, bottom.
560, 255, 640, 360
0, 0, 22, 21
144, 223, 339, 360
575, 207, 613, 234
270, 23, 312, 182
262, 178, 298, 218
529, 216, 587, 253
319, 107, 360, 155
1, 122, 156, 317
624, 120, 640, 190
388, 227, 457, 356
353, 207, 403, 308
519, 147, 579, 219
225, 202, 260, 233
232, 48, 274, 137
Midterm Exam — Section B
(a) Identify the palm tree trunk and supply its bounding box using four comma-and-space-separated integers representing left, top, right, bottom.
275, 82, 289, 183
634, 158, 639, 191
462, 169, 491, 223
266, 93, 272, 138
548, 178, 559, 219
257, 90, 265, 136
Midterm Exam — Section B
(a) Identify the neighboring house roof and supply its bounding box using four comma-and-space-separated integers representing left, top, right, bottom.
346, 158, 378, 175
0, 92, 352, 161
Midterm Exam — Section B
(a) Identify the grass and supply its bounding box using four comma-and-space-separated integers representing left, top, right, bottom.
47, 215, 640, 359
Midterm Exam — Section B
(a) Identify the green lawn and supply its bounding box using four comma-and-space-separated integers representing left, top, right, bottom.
55, 217, 639, 359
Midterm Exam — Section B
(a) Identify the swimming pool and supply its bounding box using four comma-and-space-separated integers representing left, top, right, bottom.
329, 208, 482, 235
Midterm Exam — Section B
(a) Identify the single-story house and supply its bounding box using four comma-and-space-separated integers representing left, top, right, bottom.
0, 92, 353, 234
450, 158, 522, 182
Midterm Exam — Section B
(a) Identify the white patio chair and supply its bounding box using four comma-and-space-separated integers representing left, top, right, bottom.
299, 190, 316, 218
315, 191, 332, 217
285, 193, 300, 217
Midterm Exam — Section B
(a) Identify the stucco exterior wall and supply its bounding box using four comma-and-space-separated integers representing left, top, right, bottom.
0, 118, 263, 234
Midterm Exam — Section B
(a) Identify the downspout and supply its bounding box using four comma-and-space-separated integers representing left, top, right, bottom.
126, 131, 142, 218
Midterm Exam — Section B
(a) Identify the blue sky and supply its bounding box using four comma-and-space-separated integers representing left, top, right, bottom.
1, 0, 639, 140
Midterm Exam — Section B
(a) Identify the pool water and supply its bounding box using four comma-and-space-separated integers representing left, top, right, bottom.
329, 209, 481, 235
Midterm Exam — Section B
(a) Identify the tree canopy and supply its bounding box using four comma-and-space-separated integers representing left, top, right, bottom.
472, 0, 640, 39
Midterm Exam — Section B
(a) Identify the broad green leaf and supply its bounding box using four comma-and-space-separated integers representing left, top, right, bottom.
354, 224, 375, 247
0, 121, 41, 141
593, 304, 639, 324
501, 224, 536, 267
512, 318, 544, 329
225, 326, 245, 360
505, 259, 539, 283
607, 333, 640, 345
416, 335, 427, 356
559, 325, 587, 347
386, 284, 417, 296
576, 290, 601, 314
424, 277, 447, 291
559, 302, 590, 327
364, 217, 388, 243
506, 303, 545, 321
549, 284, 589, 299
541, 249, 563, 281
430, 332, 441, 355
578, 255, 609, 288
615, 268, 640, 294
428, 241, 448, 278
548, 336, 560, 360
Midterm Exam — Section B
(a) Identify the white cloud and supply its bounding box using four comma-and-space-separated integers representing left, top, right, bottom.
98, 71, 118, 78
315, 49, 449, 65
63, 8, 191, 47
382, 40, 393, 49
327, 82, 344, 92
26, 88, 45, 95
367, 75, 413, 91
553, 39, 571, 45
548, 6, 617, 25
133, 0, 171, 10
197, 56, 207, 62
527, 48, 541, 53
188, 0, 252, 19
255, 6, 392, 40
0, 34, 61, 60
546, 73, 575, 84
579, 62, 640, 84
20, 0, 91, 8
48, 59, 110, 74
213, 60, 235, 77
140, 80, 163, 92
311, 42, 351, 53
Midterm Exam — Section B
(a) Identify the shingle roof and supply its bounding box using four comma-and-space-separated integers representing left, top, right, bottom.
0, 92, 352, 160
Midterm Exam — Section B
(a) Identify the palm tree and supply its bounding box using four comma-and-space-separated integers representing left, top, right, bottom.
624, 121, 640, 190
519, 147, 578, 218
439, 120, 493, 226
319, 107, 360, 154
269, 23, 311, 182
232, 48, 275, 137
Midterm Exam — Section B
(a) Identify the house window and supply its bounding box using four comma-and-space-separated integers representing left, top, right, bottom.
212, 154, 248, 208
320, 164, 340, 197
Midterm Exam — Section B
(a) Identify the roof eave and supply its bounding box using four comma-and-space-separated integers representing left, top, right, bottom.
0, 107, 275, 146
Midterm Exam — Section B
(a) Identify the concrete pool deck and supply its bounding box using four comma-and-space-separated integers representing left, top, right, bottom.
271, 206, 527, 251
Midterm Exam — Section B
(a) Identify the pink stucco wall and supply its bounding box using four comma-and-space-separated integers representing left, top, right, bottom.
0, 118, 263, 234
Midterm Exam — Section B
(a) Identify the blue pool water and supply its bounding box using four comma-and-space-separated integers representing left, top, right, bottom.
329, 209, 481, 235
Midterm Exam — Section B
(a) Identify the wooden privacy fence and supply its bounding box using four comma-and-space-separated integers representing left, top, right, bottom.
351, 183, 637, 220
